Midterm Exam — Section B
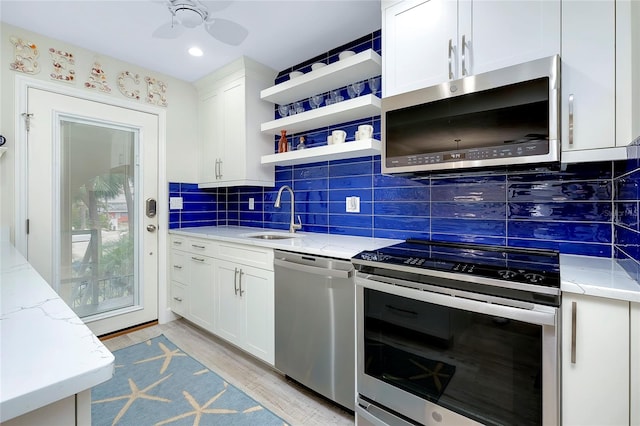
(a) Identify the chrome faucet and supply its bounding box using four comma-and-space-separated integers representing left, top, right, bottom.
274, 185, 302, 233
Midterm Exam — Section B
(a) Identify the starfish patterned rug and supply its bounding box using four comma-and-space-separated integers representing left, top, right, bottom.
92, 334, 287, 426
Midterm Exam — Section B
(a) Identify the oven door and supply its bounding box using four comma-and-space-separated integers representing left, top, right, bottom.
356, 272, 559, 426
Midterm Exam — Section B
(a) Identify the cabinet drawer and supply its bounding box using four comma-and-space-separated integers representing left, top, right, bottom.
170, 250, 188, 284
216, 241, 274, 270
170, 235, 188, 250
185, 237, 216, 257
170, 281, 188, 316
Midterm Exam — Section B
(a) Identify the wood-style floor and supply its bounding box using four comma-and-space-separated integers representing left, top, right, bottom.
102, 318, 355, 426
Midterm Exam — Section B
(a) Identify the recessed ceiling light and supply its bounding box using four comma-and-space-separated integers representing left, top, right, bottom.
188, 47, 203, 57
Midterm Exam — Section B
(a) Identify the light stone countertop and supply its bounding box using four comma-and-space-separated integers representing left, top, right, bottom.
170, 226, 640, 303
561, 254, 640, 303
0, 241, 115, 422
169, 225, 403, 259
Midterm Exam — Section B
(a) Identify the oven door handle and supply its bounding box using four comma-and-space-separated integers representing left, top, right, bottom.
357, 275, 556, 326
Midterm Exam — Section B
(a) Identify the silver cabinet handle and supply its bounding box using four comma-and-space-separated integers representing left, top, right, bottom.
218, 158, 223, 179
191, 256, 205, 262
214, 159, 220, 179
234, 267, 239, 295
461, 34, 467, 76
239, 269, 245, 296
192, 244, 206, 249
571, 301, 577, 363
173, 240, 182, 245
568, 94, 574, 146
173, 265, 183, 269
173, 296, 183, 302
448, 39, 454, 80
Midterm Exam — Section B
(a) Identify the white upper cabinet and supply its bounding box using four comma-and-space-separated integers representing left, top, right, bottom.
383, 0, 458, 96
195, 57, 276, 188
382, 0, 560, 97
560, 0, 639, 162
561, 1, 616, 154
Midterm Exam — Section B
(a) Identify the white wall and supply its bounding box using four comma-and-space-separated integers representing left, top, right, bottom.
0, 23, 199, 243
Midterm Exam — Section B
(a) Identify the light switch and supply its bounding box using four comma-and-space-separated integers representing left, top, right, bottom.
169, 196, 183, 210
346, 196, 360, 213
248, 197, 255, 210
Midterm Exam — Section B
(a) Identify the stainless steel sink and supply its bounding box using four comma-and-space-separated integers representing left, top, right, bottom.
248, 234, 296, 240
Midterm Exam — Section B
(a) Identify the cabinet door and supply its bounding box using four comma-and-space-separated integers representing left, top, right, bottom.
383, 0, 458, 97
214, 260, 242, 344
461, 0, 560, 76
561, 0, 615, 152
188, 254, 215, 331
218, 79, 245, 182
239, 265, 274, 364
562, 293, 629, 426
199, 90, 222, 182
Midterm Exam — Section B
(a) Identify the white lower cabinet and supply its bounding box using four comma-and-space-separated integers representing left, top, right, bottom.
214, 259, 274, 364
561, 293, 630, 425
169, 236, 215, 331
169, 235, 275, 365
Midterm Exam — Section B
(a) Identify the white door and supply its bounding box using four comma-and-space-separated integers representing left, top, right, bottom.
26, 87, 159, 336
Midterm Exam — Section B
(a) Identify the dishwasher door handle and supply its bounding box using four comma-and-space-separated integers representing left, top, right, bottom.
274, 258, 353, 279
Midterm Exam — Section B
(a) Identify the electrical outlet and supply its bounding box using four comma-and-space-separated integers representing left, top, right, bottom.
169, 196, 183, 210
248, 197, 255, 210
346, 196, 360, 213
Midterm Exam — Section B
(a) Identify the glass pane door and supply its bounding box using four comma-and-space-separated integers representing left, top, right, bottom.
58, 119, 139, 319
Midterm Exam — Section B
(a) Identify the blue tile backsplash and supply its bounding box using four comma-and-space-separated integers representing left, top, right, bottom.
170, 31, 640, 282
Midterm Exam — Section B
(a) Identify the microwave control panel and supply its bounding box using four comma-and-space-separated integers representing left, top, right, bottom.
391, 140, 550, 167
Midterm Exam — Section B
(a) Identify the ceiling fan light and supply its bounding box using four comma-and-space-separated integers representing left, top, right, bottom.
188, 46, 203, 57
175, 7, 203, 28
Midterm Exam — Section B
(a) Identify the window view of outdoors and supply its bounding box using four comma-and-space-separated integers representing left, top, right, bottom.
59, 120, 137, 318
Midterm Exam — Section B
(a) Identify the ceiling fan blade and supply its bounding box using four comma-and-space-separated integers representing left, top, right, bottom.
205, 18, 248, 46
152, 21, 185, 39
199, 0, 234, 13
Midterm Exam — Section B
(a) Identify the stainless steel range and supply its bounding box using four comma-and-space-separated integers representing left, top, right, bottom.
352, 239, 561, 426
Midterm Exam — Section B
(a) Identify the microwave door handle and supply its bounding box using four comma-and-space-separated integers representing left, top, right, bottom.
448, 38, 454, 80
568, 94, 574, 146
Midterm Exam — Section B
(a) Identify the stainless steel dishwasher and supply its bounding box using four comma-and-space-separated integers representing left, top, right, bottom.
274, 250, 355, 411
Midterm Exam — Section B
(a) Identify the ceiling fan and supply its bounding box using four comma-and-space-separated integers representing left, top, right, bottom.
152, 0, 248, 46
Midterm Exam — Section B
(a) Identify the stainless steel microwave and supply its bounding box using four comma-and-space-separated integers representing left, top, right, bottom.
382, 55, 560, 174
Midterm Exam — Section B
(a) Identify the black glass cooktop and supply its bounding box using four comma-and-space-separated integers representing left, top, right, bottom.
352, 239, 560, 289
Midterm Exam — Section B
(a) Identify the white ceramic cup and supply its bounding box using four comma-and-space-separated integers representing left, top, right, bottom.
332, 130, 347, 144
358, 124, 373, 139
354, 131, 360, 141
327, 134, 334, 145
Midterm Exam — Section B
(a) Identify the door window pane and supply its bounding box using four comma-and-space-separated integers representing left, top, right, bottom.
58, 120, 138, 319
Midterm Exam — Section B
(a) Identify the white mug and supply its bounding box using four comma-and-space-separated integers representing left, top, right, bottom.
358, 124, 373, 139
327, 134, 334, 145
332, 130, 347, 144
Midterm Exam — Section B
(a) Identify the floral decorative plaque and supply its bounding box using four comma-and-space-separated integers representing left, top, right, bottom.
9, 36, 40, 74
117, 71, 141, 100
145, 76, 168, 107
85, 61, 111, 92
49, 47, 75, 82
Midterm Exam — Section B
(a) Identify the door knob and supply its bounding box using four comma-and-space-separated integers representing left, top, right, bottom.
146, 224, 157, 232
